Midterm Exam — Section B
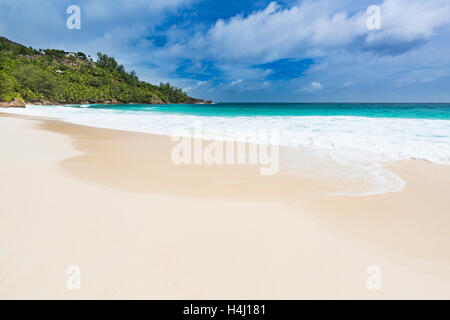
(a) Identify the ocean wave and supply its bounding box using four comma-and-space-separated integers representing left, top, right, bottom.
4, 105, 450, 195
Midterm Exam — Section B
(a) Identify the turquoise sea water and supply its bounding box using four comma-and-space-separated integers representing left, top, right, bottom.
70, 102, 450, 120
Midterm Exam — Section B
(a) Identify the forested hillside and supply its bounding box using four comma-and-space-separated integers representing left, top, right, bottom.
0, 37, 210, 105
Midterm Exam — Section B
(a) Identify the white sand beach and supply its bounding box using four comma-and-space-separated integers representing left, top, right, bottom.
1, 113, 450, 299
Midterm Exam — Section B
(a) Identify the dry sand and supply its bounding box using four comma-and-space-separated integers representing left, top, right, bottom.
0, 113, 449, 299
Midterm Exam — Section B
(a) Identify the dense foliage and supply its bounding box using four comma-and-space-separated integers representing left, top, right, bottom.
0, 37, 196, 104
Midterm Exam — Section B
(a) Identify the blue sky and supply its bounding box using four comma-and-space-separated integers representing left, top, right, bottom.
1, 0, 450, 102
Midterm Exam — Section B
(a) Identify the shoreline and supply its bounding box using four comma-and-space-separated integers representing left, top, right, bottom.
0, 105, 427, 197
1, 112, 450, 299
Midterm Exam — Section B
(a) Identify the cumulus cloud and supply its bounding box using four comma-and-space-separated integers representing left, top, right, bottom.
177, 0, 450, 63
371, 0, 450, 41
362, 0, 450, 54
180, 1, 363, 62
0, 0, 197, 56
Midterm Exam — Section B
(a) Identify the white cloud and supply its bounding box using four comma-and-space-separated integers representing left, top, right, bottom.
230, 79, 243, 86
373, 0, 450, 41
179, 0, 450, 63
186, 1, 364, 62
301, 81, 323, 92
311, 82, 323, 90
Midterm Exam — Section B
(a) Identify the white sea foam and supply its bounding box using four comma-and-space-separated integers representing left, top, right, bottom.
4, 105, 450, 195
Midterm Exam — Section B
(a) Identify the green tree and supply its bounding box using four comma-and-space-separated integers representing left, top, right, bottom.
12, 65, 58, 101
0, 70, 18, 101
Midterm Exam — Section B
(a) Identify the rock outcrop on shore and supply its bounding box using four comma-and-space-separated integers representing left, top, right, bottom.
0, 98, 26, 108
